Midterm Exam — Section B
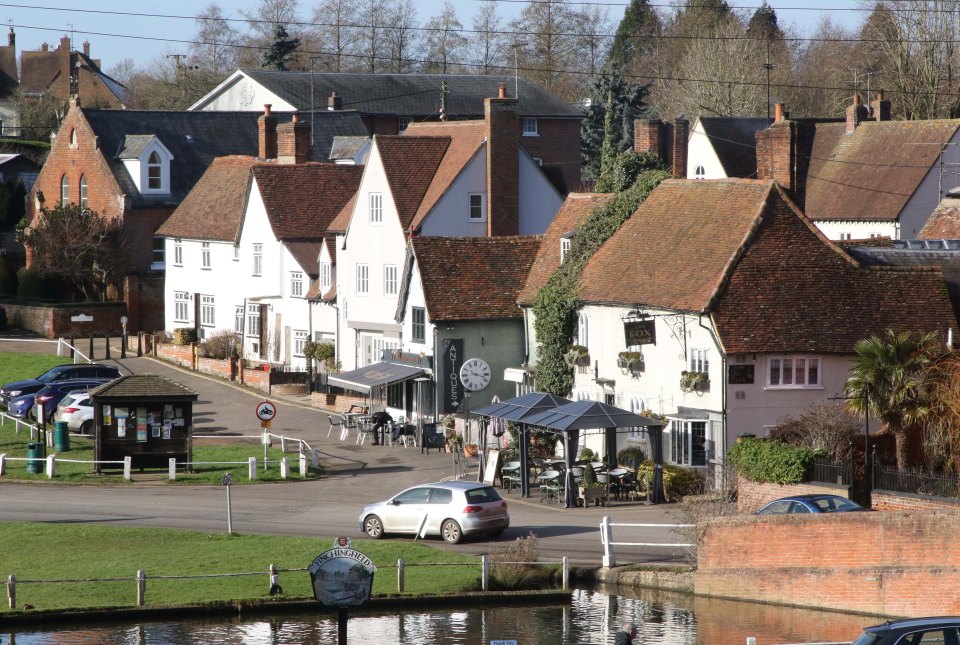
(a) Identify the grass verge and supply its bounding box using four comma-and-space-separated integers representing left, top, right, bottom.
0, 521, 481, 612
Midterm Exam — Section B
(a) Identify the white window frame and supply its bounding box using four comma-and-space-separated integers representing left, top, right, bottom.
468, 193, 485, 221
201, 242, 211, 270
383, 265, 398, 296
246, 303, 261, 337
200, 294, 215, 327
151, 237, 165, 269
356, 263, 369, 295
174, 239, 183, 266
293, 329, 308, 357
628, 397, 646, 440
560, 238, 571, 263
767, 355, 821, 389
670, 419, 708, 467
252, 243, 263, 277
60, 174, 68, 203
369, 193, 383, 225
522, 117, 539, 136
689, 348, 709, 374
147, 151, 162, 190
290, 271, 304, 297
398, 116, 412, 133
839, 232, 852, 241
576, 312, 588, 348
79, 174, 88, 207
411, 307, 426, 343
234, 306, 244, 333
174, 291, 190, 323
320, 262, 331, 291
695, 165, 706, 179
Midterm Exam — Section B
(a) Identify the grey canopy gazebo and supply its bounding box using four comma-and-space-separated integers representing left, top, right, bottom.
472, 391, 572, 498
524, 400, 666, 508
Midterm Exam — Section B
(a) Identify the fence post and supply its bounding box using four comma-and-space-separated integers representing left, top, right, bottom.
562, 555, 569, 591
137, 332, 143, 357
69, 335, 76, 359
89, 334, 94, 361
269, 563, 280, 595
248, 457, 257, 480
280, 457, 289, 479
168, 458, 177, 480
0, 453, 6, 477
46, 454, 56, 479
123, 456, 132, 481
601, 516, 616, 568
136, 570, 145, 606
299, 452, 307, 478
7, 574, 14, 609
481, 554, 489, 591
105, 333, 111, 360
397, 559, 404, 592
281, 435, 287, 453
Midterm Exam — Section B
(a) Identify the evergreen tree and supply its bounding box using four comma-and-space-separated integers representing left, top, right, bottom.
608, 0, 659, 69
580, 68, 649, 182
747, 1, 783, 42
261, 24, 301, 71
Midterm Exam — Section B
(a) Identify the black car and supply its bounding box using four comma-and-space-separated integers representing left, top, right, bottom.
853, 617, 960, 644
0, 364, 121, 408
31, 378, 116, 421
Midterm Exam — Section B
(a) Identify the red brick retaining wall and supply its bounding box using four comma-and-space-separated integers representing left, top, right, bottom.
872, 490, 960, 512
737, 476, 850, 513
2, 302, 127, 337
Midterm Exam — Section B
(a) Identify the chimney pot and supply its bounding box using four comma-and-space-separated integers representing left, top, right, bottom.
82, 40, 89, 57
7, 28, 14, 49
258, 104, 278, 159
498, 83, 506, 99
774, 103, 785, 123
263, 104, 272, 116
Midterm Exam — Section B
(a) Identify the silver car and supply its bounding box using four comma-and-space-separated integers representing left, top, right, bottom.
359, 481, 509, 544
53, 391, 94, 434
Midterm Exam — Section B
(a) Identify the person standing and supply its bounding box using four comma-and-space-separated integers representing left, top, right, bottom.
614, 622, 638, 645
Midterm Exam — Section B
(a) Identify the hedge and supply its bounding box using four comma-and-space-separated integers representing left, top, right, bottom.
726, 437, 822, 485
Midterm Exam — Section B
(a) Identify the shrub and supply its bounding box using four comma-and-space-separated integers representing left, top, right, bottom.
578, 447, 596, 461
582, 462, 598, 486
768, 402, 860, 464
490, 532, 554, 590
636, 461, 704, 500
0, 252, 17, 295
16, 266, 59, 300
198, 330, 241, 359
172, 327, 197, 345
726, 437, 822, 484
617, 446, 646, 468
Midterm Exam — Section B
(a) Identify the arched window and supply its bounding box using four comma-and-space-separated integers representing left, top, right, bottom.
577, 312, 589, 348
79, 174, 88, 207
60, 174, 69, 203
695, 165, 706, 179
147, 151, 162, 190
69, 129, 77, 147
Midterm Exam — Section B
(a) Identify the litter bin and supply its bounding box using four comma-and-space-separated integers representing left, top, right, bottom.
26, 442, 44, 475
54, 421, 70, 452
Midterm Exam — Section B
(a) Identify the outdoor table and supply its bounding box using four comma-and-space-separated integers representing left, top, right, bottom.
608, 467, 630, 501
342, 412, 364, 428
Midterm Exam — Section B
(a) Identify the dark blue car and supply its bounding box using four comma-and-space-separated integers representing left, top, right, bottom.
0, 364, 121, 408
6, 392, 36, 419
755, 494, 867, 515
853, 617, 960, 644
31, 378, 115, 422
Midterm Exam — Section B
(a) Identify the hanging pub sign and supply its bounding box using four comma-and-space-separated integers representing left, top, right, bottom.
438, 338, 464, 414
308, 537, 376, 607
624, 319, 656, 346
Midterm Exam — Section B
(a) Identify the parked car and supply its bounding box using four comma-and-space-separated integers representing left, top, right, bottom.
359, 481, 509, 544
852, 616, 960, 644
53, 391, 94, 434
31, 378, 114, 422
755, 494, 867, 515
6, 392, 36, 419
0, 364, 121, 408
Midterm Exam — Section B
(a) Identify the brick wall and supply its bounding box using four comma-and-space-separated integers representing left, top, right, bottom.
197, 355, 237, 381
521, 118, 582, 191
156, 342, 195, 369
2, 302, 127, 337
737, 476, 850, 513
241, 367, 269, 393
872, 490, 960, 512
697, 510, 960, 615
486, 95, 520, 236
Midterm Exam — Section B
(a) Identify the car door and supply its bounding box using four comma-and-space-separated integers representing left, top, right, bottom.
381, 487, 432, 534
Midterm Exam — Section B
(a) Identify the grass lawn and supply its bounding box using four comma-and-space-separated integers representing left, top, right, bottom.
0, 522, 482, 612
0, 352, 70, 387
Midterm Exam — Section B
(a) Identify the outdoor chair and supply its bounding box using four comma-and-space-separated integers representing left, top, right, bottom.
501, 461, 522, 493
538, 469, 563, 504
608, 467, 630, 501
326, 415, 343, 439
356, 418, 378, 445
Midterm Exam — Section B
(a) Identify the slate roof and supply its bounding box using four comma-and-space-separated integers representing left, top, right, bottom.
329, 136, 369, 161
82, 109, 367, 208
253, 163, 363, 239
696, 117, 770, 178
90, 374, 198, 399
577, 179, 957, 354
0, 37, 17, 98
211, 70, 583, 118
804, 120, 959, 222
411, 236, 542, 321
517, 193, 613, 306
117, 135, 159, 159
156, 156, 256, 242
376, 136, 450, 231
21, 49, 127, 104
920, 191, 960, 239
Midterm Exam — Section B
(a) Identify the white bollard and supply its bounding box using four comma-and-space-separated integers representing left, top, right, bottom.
481, 554, 489, 591
123, 456, 132, 481
562, 555, 569, 591
0, 453, 6, 477
299, 452, 307, 478
248, 457, 257, 480
280, 457, 289, 479
281, 436, 287, 452
601, 516, 616, 568
46, 454, 55, 478
168, 458, 177, 480
397, 559, 405, 592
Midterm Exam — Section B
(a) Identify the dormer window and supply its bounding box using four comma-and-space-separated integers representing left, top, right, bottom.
119, 135, 173, 195
147, 152, 162, 190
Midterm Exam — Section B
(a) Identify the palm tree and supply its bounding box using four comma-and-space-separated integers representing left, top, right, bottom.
844, 330, 941, 471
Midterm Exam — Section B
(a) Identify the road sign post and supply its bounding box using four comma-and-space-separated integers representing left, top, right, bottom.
255, 402, 277, 471
222, 473, 233, 534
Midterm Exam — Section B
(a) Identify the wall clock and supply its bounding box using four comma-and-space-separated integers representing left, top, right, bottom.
459, 357, 492, 392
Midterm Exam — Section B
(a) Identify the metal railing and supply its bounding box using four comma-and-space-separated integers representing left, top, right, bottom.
809, 456, 853, 487
873, 457, 960, 499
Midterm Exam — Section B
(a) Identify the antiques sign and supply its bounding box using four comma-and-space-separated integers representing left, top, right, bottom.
624, 320, 656, 346
308, 538, 376, 607
439, 338, 464, 414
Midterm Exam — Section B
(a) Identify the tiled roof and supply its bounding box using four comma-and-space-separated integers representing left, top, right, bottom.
517, 193, 613, 306
376, 136, 450, 230
82, 109, 367, 208
253, 164, 362, 239
920, 193, 960, 239
328, 192, 356, 233
804, 120, 959, 222
696, 117, 769, 178
412, 236, 542, 321
286, 240, 324, 276
404, 121, 486, 231
156, 156, 256, 242
231, 70, 583, 118
90, 374, 198, 399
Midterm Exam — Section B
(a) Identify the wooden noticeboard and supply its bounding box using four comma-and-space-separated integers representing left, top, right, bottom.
483, 449, 501, 484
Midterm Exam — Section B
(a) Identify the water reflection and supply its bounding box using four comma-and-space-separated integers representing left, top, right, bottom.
0, 585, 881, 645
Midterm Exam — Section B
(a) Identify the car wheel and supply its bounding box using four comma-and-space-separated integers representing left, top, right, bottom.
363, 515, 384, 539
441, 519, 463, 544
80, 420, 93, 435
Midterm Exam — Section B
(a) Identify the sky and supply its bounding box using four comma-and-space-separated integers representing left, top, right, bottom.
0, 1, 868, 72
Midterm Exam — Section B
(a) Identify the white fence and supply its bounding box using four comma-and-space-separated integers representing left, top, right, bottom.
599, 516, 694, 567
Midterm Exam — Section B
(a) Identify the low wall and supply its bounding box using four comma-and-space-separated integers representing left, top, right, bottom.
197, 356, 237, 382
696, 510, 960, 615
156, 343, 195, 370
2, 302, 127, 338
872, 489, 960, 512
737, 476, 849, 513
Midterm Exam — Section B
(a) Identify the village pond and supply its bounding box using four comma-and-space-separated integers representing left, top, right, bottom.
2, 583, 885, 644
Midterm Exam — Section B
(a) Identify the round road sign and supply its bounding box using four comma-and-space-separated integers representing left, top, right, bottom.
255, 400, 277, 422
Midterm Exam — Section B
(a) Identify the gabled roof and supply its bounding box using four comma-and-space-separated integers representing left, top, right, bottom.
919, 191, 960, 239
376, 136, 450, 230
195, 70, 583, 118
804, 120, 959, 222
695, 117, 770, 178
329, 136, 369, 161
252, 163, 362, 240
517, 192, 613, 306
117, 134, 164, 159
156, 156, 256, 242
411, 236, 542, 321
90, 374, 198, 399
20, 48, 127, 104
81, 108, 367, 208
285, 240, 324, 277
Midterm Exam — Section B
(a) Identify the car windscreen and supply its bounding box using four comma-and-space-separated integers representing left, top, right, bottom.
812, 497, 861, 512
37, 369, 67, 383
465, 487, 502, 504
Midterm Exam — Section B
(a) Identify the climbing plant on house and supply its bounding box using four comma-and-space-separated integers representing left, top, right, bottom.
532, 166, 670, 395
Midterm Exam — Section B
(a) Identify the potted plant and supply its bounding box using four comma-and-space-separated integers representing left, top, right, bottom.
445, 429, 463, 453
579, 462, 608, 507
565, 344, 590, 367
680, 370, 709, 392
618, 351, 644, 373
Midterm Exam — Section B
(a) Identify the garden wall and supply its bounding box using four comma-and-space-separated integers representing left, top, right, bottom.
736, 476, 850, 513
696, 510, 960, 615
871, 490, 960, 512
1, 302, 127, 337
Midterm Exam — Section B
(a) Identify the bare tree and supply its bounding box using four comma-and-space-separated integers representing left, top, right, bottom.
571, 4, 611, 79
238, 0, 303, 68
356, 0, 393, 73
508, 0, 580, 99
106, 58, 138, 86
423, 1, 467, 74
309, 0, 360, 72
385, 0, 421, 74
468, 1, 507, 75
789, 17, 860, 117
192, 3, 240, 75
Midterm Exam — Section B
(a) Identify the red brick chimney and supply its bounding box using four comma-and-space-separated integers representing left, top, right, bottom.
846, 94, 868, 134
634, 118, 688, 177
328, 91, 342, 111
870, 90, 891, 121
485, 84, 520, 236
671, 117, 689, 177
774, 102, 785, 123
258, 104, 278, 159
634, 118, 663, 157
8, 28, 14, 49
82, 40, 90, 57
59, 35, 70, 51
41, 42, 48, 52
277, 113, 311, 165
755, 104, 813, 209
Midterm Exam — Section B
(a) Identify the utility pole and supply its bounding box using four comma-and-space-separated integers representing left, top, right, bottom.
764, 42, 775, 122
439, 81, 448, 122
